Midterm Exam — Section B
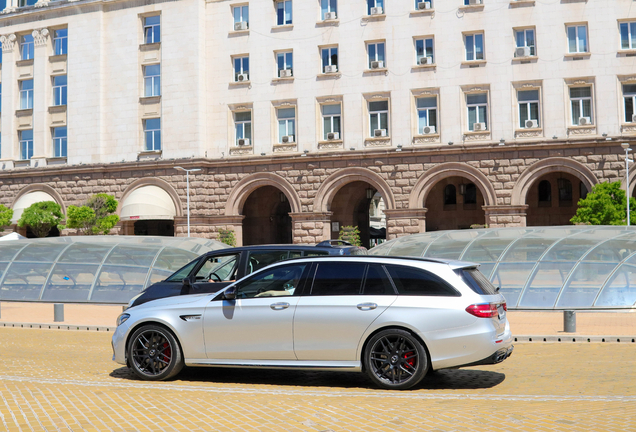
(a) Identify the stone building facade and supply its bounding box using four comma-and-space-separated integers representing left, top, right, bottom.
0, 0, 634, 246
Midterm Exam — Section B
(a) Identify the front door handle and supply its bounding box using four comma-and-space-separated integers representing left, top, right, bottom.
270, 302, 290, 310
357, 302, 377, 311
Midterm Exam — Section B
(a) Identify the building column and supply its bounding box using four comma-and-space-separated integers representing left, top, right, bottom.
482, 205, 528, 228
0, 33, 16, 167
384, 208, 427, 239
31, 28, 50, 167
290, 212, 332, 244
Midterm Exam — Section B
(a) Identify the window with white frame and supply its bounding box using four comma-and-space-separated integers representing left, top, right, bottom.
19, 130, 33, 160
566, 25, 588, 53
321, 0, 337, 20
276, 0, 292, 25
623, 84, 636, 123
233, 5, 249, 29
620, 22, 636, 50
18, 0, 36, 6
53, 126, 67, 158
53, 29, 67, 56
144, 65, 160, 96
20, 79, 33, 110
414, 0, 432, 10
321, 47, 338, 73
464, 33, 484, 61
369, 100, 389, 137
367, 0, 383, 15
569, 87, 593, 125
367, 42, 385, 68
21, 34, 34, 60
234, 56, 249, 81
52, 75, 67, 106
277, 107, 296, 143
322, 104, 341, 140
144, 16, 161, 44
0, 83, 2, 113
277, 51, 293, 77
466, 93, 488, 131
144, 118, 161, 150
415, 38, 434, 64
515, 28, 535, 56
234, 111, 252, 145
416, 97, 437, 134
518, 90, 540, 128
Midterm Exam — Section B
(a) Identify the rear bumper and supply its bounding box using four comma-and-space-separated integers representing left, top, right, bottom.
458, 345, 514, 368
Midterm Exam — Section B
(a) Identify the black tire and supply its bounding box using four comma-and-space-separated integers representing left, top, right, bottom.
364, 329, 428, 390
128, 325, 184, 381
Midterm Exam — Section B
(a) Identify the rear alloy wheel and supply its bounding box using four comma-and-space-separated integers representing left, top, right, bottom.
364, 329, 428, 390
128, 325, 184, 381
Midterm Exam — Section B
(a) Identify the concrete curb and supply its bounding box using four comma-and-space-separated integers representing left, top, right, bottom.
0, 322, 116, 332
514, 335, 636, 343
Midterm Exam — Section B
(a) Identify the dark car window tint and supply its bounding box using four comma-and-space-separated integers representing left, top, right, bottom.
236, 263, 307, 299
363, 264, 395, 295
194, 254, 240, 282
455, 268, 498, 295
310, 262, 365, 296
247, 251, 291, 274
165, 259, 198, 282
386, 265, 460, 297
305, 251, 330, 257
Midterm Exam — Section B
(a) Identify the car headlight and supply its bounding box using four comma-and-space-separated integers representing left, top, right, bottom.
116, 313, 130, 327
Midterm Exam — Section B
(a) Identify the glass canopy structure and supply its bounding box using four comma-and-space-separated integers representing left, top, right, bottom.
370, 226, 636, 309
0, 236, 227, 304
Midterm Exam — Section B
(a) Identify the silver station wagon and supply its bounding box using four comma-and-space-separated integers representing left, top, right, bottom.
112, 256, 513, 390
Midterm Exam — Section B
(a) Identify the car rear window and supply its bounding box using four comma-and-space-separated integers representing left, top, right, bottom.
310, 262, 365, 295
455, 268, 498, 295
385, 264, 460, 297
363, 264, 395, 295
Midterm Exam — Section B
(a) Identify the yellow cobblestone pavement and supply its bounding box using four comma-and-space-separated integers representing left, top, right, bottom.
0, 328, 635, 431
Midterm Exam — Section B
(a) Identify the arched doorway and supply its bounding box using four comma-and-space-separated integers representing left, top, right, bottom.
424, 176, 486, 231
242, 186, 292, 245
330, 181, 385, 248
12, 189, 65, 238
526, 172, 586, 226
120, 185, 178, 236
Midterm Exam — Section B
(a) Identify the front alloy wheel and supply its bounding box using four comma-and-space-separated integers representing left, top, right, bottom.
364, 329, 428, 390
128, 325, 184, 381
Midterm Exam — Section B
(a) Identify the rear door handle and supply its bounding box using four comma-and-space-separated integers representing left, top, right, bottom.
270, 302, 290, 310
357, 302, 377, 311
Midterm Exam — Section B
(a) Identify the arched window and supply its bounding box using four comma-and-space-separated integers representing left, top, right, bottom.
558, 178, 572, 204
464, 183, 477, 205
444, 184, 456, 205
538, 180, 551, 204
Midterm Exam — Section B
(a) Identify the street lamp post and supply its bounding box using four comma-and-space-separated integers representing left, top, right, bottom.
174, 166, 202, 237
622, 143, 632, 226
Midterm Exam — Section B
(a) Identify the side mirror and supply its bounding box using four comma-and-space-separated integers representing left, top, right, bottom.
224, 286, 237, 300
181, 277, 192, 295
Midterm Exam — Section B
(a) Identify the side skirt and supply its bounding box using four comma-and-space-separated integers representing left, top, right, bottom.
185, 358, 362, 372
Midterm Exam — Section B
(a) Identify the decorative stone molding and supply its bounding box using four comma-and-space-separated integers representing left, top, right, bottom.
364, 138, 391, 147
413, 135, 440, 144
229, 146, 253, 155
567, 125, 596, 136
463, 132, 491, 141
318, 141, 344, 150
225, 172, 302, 216
32, 28, 49, 46
515, 129, 542, 138
273, 144, 297, 152
618, 75, 636, 84
272, 99, 297, 108
483, 205, 529, 228
0, 34, 17, 52
620, 124, 636, 134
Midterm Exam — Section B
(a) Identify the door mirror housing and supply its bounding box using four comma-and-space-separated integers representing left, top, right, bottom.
224, 286, 237, 300
181, 277, 193, 295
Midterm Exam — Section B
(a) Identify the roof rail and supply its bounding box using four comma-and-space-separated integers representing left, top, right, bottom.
316, 240, 353, 247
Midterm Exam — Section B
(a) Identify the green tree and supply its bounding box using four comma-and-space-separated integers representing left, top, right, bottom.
65, 193, 120, 235
0, 204, 13, 232
570, 181, 636, 225
218, 228, 236, 247
339, 225, 362, 246
17, 201, 64, 238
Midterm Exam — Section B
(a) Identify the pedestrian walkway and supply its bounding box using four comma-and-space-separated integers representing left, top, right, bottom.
1, 301, 635, 336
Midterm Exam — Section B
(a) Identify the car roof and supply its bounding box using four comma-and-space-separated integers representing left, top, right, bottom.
263, 254, 479, 270
202, 243, 365, 256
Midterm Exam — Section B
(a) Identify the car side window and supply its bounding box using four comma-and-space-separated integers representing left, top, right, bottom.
385, 264, 460, 296
310, 262, 365, 296
235, 263, 307, 299
363, 264, 396, 295
194, 254, 239, 282
247, 251, 292, 274
165, 259, 199, 282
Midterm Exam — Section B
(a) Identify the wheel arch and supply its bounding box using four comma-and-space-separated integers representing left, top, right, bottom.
358, 325, 432, 373
124, 319, 185, 367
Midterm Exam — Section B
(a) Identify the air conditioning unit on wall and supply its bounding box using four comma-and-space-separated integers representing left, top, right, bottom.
324, 12, 337, 20
578, 117, 591, 126
370, 60, 384, 69
282, 135, 295, 143
327, 132, 340, 140
525, 119, 538, 128
236, 73, 249, 82
279, 69, 293, 78
370, 7, 383, 15
473, 122, 486, 131
374, 129, 387, 137
238, 138, 250, 146
515, 46, 531, 58
418, 1, 431, 10
234, 21, 248, 31
324, 65, 338, 73
423, 126, 436, 134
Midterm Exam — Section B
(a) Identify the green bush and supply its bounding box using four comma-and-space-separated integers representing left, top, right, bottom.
570, 181, 636, 225
64, 193, 120, 235
0, 204, 13, 232
218, 228, 237, 247
339, 225, 362, 246
17, 201, 64, 238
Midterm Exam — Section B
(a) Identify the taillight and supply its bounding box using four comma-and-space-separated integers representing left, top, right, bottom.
502, 302, 507, 311
465, 303, 498, 318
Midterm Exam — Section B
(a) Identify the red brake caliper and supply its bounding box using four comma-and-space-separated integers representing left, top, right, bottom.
404, 351, 415, 368
162, 342, 171, 363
